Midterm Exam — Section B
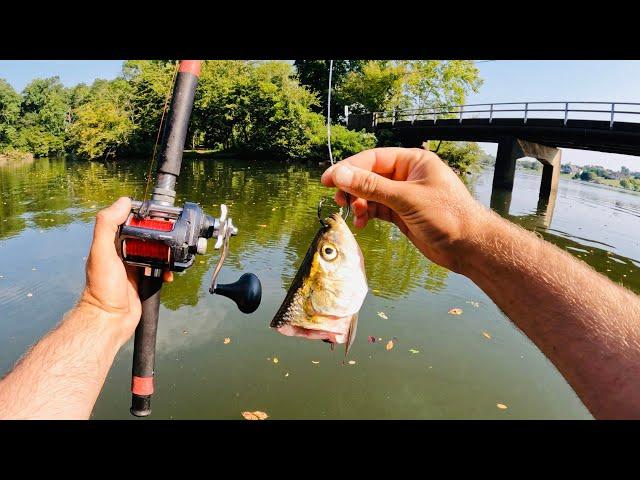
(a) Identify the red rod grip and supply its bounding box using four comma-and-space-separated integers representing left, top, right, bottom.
179, 60, 202, 77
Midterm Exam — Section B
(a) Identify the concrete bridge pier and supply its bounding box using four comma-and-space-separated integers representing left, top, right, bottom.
493, 137, 562, 204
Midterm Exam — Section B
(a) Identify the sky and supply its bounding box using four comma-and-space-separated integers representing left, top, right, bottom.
1, 60, 639, 170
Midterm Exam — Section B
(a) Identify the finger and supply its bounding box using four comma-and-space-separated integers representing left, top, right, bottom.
91, 197, 132, 257
354, 214, 368, 229
163, 270, 174, 283
350, 196, 368, 217
334, 190, 348, 207
321, 147, 422, 186
329, 162, 409, 213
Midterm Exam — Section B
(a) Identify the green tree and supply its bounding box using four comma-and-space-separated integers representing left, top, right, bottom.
0, 79, 21, 149
403, 60, 483, 110
336, 61, 407, 113
67, 78, 135, 160
580, 170, 595, 181
433, 141, 483, 175
15, 77, 70, 157
122, 60, 177, 154
294, 60, 365, 118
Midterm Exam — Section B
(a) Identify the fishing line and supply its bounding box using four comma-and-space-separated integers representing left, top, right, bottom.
142, 61, 180, 202
322, 59, 350, 224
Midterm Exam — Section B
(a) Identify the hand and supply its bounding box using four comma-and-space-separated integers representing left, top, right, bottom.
321, 147, 492, 273
78, 197, 173, 346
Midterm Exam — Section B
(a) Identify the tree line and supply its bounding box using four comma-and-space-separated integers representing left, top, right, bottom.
0, 60, 482, 170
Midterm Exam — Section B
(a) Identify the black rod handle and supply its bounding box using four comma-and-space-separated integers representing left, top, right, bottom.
130, 275, 163, 417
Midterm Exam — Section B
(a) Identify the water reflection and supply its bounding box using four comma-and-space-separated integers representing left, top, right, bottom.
1, 157, 638, 419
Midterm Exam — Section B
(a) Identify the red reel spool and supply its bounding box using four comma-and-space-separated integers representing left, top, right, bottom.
123, 216, 175, 263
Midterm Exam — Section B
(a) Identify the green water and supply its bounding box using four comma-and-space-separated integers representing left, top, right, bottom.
1, 157, 639, 419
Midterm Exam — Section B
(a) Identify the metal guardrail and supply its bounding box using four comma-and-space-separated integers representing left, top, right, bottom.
367, 102, 640, 130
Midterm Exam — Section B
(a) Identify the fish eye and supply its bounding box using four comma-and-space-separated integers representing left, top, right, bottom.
320, 243, 338, 261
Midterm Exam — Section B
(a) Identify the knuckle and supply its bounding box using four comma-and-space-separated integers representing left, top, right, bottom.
360, 171, 379, 195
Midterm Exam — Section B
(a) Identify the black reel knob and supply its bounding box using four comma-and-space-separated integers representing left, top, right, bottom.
213, 273, 262, 314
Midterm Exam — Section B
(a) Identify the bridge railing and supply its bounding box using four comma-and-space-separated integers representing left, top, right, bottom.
368, 102, 640, 129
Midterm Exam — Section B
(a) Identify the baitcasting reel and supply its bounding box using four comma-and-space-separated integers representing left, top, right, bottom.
117, 199, 261, 313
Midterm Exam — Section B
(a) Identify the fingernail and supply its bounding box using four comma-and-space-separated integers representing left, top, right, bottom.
334, 164, 354, 187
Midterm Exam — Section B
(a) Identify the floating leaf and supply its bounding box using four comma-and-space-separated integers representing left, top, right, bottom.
496, 403, 508, 410
182, 329, 188, 335
482, 332, 492, 339
312, 360, 320, 364
223, 337, 231, 344
258, 224, 268, 228
27, 293, 33, 297
348, 360, 356, 365
386, 340, 394, 351
409, 349, 420, 354
285, 372, 290, 377
273, 357, 279, 364
377, 311, 388, 320
367, 335, 376, 343
271, 207, 277, 211
241, 411, 269, 420
448, 308, 463, 315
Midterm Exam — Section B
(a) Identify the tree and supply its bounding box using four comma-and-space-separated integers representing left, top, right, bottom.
122, 60, 177, 153
67, 78, 135, 160
580, 170, 595, 181
0, 79, 21, 148
434, 141, 483, 175
403, 60, 482, 110
15, 77, 70, 156
335, 61, 407, 113
294, 60, 364, 119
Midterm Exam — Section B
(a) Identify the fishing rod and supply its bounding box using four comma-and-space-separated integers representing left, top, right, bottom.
116, 60, 262, 417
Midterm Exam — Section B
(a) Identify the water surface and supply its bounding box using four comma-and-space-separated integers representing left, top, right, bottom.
1, 157, 638, 419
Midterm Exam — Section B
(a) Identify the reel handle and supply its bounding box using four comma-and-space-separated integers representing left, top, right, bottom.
212, 273, 262, 314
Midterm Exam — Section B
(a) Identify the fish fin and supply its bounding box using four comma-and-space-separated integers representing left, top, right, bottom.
345, 313, 358, 356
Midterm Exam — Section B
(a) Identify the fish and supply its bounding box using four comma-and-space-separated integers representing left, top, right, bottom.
271, 212, 368, 355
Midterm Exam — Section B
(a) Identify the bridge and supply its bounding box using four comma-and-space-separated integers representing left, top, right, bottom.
346, 102, 640, 226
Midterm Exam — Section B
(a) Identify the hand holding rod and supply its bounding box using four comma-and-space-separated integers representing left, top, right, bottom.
130, 60, 202, 417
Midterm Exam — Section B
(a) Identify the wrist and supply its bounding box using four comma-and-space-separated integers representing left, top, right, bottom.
74, 300, 134, 350
451, 205, 506, 277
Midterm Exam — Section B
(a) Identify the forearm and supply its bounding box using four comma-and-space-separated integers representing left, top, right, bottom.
459, 209, 640, 419
0, 304, 124, 419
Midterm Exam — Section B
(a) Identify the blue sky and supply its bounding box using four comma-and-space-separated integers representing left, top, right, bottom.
1, 60, 639, 170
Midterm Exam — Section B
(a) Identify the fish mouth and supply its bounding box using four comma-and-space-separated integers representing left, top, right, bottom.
276, 324, 347, 343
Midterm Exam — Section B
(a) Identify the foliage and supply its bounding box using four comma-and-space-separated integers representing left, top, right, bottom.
336, 61, 407, 113
15, 77, 69, 157
294, 60, 364, 118
432, 141, 482, 175
580, 170, 595, 181
0, 79, 21, 149
67, 79, 135, 160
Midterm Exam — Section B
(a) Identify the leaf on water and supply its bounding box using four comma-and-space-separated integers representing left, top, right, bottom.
448, 308, 463, 315
409, 349, 420, 354
372, 289, 380, 293
285, 372, 290, 377
377, 311, 389, 320
482, 332, 492, 339
224, 337, 231, 344
348, 360, 356, 365
386, 340, 394, 351
27, 293, 33, 298
271, 207, 277, 211
258, 224, 268, 228
367, 335, 376, 343
241, 411, 269, 420
312, 360, 320, 364
273, 357, 279, 364
496, 403, 508, 410
182, 329, 188, 335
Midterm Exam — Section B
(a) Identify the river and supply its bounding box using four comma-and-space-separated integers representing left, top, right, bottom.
1, 157, 639, 419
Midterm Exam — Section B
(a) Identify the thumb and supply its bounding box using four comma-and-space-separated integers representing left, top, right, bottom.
332, 163, 407, 212
91, 197, 131, 256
